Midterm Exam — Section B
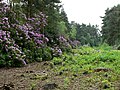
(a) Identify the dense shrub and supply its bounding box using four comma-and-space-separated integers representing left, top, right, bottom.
0, 30, 26, 67
58, 36, 72, 52
0, 2, 79, 67
0, 2, 50, 67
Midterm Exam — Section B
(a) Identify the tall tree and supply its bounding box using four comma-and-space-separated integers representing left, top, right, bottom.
76, 23, 100, 46
69, 21, 77, 40
60, 8, 71, 32
101, 5, 120, 46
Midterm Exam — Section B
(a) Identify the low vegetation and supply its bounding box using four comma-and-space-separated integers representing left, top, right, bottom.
0, 45, 120, 90
50, 45, 120, 89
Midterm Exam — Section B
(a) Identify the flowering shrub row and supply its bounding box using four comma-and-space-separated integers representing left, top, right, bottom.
0, 2, 78, 67
0, 2, 49, 67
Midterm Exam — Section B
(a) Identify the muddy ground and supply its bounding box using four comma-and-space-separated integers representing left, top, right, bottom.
0, 61, 120, 90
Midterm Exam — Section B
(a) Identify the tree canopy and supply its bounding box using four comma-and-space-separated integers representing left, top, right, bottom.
101, 5, 120, 46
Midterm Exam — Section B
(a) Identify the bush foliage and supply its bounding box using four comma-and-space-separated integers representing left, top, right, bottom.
0, 2, 76, 67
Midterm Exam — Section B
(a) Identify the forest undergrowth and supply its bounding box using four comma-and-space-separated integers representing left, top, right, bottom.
0, 45, 120, 90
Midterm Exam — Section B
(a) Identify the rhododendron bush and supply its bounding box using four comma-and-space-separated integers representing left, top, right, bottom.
0, 2, 76, 67
0, 2, 50, 67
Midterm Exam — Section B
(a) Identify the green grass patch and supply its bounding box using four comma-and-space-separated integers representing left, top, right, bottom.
51, 46, 120, 89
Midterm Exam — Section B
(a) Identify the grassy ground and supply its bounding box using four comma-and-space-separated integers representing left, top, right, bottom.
0, 46, 120, 90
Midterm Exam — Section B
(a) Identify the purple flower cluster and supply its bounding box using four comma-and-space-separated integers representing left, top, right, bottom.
0, 3, 10, 14
11, 11, 48, 46
29, 32, 49, 45
6, 8, 48, 47
16, 23, 49, 45
0, 2, 49, 66
27, 12, 47, 31
51, 46, 62, 56
0, 30, 26, 66
58, 36, 80, 51
69, 40, 81, 48
0, 17, 10, 30
58, 36, 70, 47
0, 30, 10, 41
59, 36, 67, 42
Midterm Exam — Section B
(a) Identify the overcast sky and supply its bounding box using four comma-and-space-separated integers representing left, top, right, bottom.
61, 0, 120, 29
